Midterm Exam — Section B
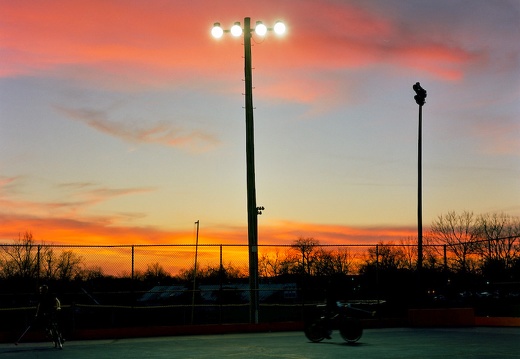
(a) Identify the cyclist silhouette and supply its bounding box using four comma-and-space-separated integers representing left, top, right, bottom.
35, 285, 64, 349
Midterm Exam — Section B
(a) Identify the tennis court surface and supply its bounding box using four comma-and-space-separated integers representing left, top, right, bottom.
1, 327, 519, 358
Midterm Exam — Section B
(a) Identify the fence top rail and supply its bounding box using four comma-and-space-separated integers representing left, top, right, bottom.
2, 240, 515, 248
0, 243, 417, 248
0, 243, 381, 248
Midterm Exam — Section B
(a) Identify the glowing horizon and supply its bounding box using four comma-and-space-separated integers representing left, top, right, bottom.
1, 1, 519, 249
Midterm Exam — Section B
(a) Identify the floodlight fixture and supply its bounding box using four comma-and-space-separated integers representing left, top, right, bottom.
231, 22, 242, 37
211, 23, 223, 38
255, 21, 267, 36
273, 21, 286, 35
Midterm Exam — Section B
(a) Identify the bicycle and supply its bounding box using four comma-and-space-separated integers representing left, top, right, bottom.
14, 315, 64, 349
44, 317, 64, 349
304, 301, 373, 343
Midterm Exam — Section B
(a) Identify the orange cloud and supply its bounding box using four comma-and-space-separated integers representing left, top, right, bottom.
258, 220, 417, 246
1, 177, 417, 246
0, 213, 183, 246
0, 177, 154, 220
0, 211, 416, 247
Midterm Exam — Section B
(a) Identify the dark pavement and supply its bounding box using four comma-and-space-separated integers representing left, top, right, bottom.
1, 327, 519, 358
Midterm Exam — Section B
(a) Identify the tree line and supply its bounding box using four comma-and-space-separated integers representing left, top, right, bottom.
0, 232, 84, 282
1, 211, 519, 285
254, 211, 519, 282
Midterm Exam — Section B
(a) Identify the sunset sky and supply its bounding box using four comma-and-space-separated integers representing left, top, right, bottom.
1, 0, 519, 247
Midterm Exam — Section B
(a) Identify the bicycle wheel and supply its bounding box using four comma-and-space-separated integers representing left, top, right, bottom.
304, 321, 326, 342
339, 317, 362, 343
50, 323, 63, 349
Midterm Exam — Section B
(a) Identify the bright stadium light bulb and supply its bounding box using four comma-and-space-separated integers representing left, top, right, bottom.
231, 22, 242, 37
255, 21, 267, 36
274, 21, 286, 35
211, 23, 224, 38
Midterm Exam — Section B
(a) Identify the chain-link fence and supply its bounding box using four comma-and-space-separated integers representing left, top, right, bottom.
1, 241, 519, 334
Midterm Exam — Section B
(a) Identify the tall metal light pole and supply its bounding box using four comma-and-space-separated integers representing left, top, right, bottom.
212, 18, 286, 324
413, 82, 427, 274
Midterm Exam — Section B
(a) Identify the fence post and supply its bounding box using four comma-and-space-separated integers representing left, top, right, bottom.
375, 245, 380, 304
131, 245, 135, 308
131, 245, 135, 281
37, 245, 41, 284
443, 245, 447, 272
219, 245, 223, 324
300, 246, 306, 312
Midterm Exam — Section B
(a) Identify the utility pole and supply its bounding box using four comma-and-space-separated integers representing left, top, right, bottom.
243, 17, 260, 324
211, 18, 285, 324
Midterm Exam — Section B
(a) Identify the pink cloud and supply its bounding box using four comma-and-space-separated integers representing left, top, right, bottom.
0, 1, 479, 89
54, 105, 220, 152
0, 177, 154, 220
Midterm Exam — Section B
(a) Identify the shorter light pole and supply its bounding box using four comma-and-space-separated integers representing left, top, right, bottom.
413, 82, 427, 274
191, 220, 200, 324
